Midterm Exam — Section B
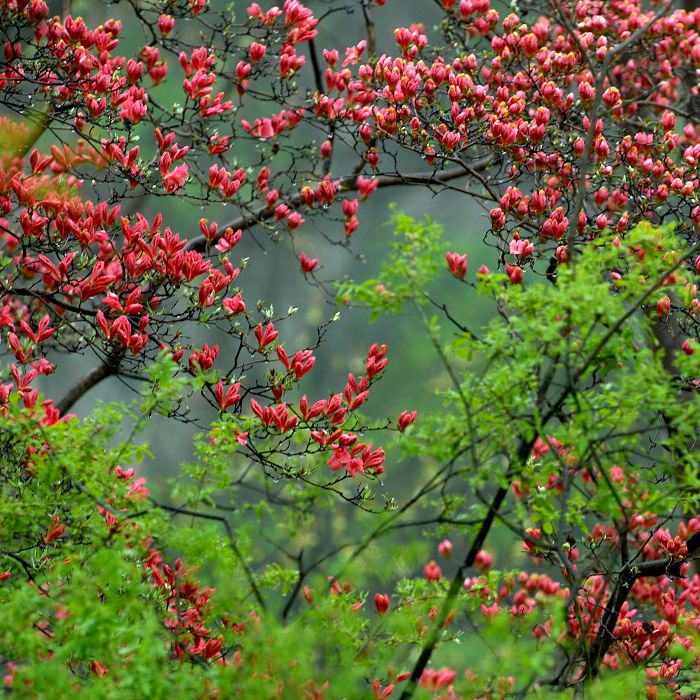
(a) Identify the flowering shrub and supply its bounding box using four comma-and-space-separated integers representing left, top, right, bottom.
1, 0, 700, 697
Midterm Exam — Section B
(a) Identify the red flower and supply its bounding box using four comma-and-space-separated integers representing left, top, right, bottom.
300, 252, 319, 274
438, 539, 452, 558
397, 409, 417, 431
423, 560, 442, 581
89, 660, 109, 677
223, 294, 246, 315
356, 175, 378, 200
286, 211, 304, 229
419, 667, 457, 690
366, 343, 389, 379
474, 549, 493, 572
214, 380, 241, 410
158, 14, 175, 36
445, 252, 468, 279
505, 263, 523, 284
43, 515, 65, 544
249, 41, 267, 62
255, 322, 279, 350
374, 593, 390, 614
657, 296, 671, 318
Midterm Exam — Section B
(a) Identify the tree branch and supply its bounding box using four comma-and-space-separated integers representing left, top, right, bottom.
184, 157, 496, 253
55, 353, 122, 415
585, 529, 700, 678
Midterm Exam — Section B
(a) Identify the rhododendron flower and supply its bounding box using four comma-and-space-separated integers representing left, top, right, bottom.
290, 349, 315, 379
356, 175, 378, 200
474, 549, 493, 572
372, 679, 395, 699
509, 237, 534, 258
365, 343, 388, 379
249, 41, 266, 62
286, 211, 304, 229
423, 560, 442, 581
481, 602, 499, 618
163, 164, 189, 193
397, 409, 417, 431
299, 252, 318, 273
505, 263, 523, 284
438, 539, 452, 558
445, 252, 468, 279
223, 294, 246, 315
127, 478, 150, 500
419, 667, 457, 690
215, 380, 241, 410
489, 207, 506, 229
234, 431, 248, 446
657, 296, 671, 318
158, 14, 174, 36
89, 660, 109, 677
43, 515, 65, 544
374, 593, 390, 614
300, 186, 315, 206
215, 227, 242, 253
255, 322, 278, 350
327, 446, 364, 477
343, 39, 366, 67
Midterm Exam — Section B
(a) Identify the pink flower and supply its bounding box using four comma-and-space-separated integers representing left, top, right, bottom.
509, 237, 534, 258
446, 252, 468, 279
299, 252, 318, 274
438, 539, 453, 558
657, 296, 671, 318
343, 40, 367, 67
505, 263, 523, 284
356, 175, 378, 200
397, 409, 417, 431
223, 294, 246, 315
660, 111, 676, 131
474, 549, 493, 572
481, 602, 499, 618
286, 211, 304, 229
423, 560, 442, 581
163, 163, 189, 193
158, 14, 175, 36
419, 667, 457, 690
365, 343, 388, 379
490, 207, 506, 229
249, 42, 267, 63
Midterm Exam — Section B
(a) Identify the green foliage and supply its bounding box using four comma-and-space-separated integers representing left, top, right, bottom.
336, 206, 446, 320
3, 218, 700, 698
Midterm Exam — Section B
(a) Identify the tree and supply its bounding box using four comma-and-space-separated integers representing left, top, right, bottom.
1, 0, 700, 697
